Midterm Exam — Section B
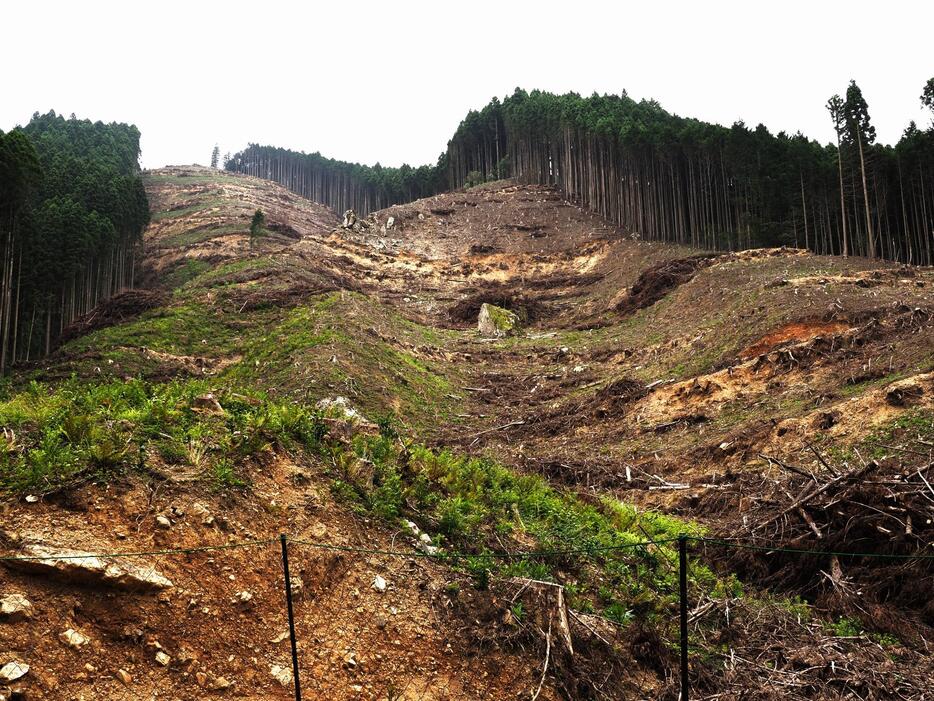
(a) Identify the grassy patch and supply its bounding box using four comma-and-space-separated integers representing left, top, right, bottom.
331, 429, 726, 623
0, 378, 331, 495
163, 259, 212, 290
63, 303, 241, 357
840, 372, 905, 398
156, 224, 246, 249
151, 198, 225, 222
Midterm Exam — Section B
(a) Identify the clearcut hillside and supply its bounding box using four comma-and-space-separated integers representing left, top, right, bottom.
1, 165, 932, 701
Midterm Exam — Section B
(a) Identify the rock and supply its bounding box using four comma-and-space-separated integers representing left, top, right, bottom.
4, 542, 173, 591
154, 651, 171, 667
289, 575, 304, 600
211, 676, 232, 690
419, 533, 432, 545
477, 303, 520, 338
316, 396, 368, 424
235, 591, 253, 606
372, 575, 387, 593
0, 662, 28, 683
189, 502, 215, 526
0, 593, 32, 621
155, 515, 172, 529
342, 210, 357, 228
24, 495, 38, 503
59, 628, 90, 649
115, 669, 132, 685
385, 216, 395, 230
270, 664, 293, 687
192, 393, 224, 415
0, 662, 29, 683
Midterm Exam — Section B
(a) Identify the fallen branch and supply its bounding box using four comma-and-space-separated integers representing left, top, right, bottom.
467, 420, 526, 441
531, 617, 552, 701
756, 461, 879, 531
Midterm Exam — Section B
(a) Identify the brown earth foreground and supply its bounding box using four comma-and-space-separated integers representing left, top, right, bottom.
2, 166, 932, 700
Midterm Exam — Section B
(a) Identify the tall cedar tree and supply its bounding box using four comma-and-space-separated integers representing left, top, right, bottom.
211, 145, 220, 169
923, 78, 934, 116
843, 81, 877, 258
826, 95, 850, 256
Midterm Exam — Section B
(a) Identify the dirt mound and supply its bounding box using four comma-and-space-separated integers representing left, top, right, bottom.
448, 287, 548, 326
616, 254, 716, 314
139, 166, 339, 285
61, 290, 168, 342
739, 320, 852, 359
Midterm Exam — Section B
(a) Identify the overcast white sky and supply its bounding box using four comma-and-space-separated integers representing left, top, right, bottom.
3, 0, 932, 169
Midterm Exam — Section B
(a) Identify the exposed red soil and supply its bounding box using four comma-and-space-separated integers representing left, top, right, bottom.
738, 320, 852, 359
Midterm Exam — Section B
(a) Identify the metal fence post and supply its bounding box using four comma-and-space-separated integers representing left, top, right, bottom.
280, 534, 302, 701
678, 535, 689, 701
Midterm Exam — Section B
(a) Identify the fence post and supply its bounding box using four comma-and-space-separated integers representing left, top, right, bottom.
280, 534, 302, 701
678, 535, 689, 701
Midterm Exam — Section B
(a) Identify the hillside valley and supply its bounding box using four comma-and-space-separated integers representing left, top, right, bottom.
1, 165, 933, 700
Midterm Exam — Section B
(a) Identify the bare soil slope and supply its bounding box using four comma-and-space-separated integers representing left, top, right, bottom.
3, 166, 933, 700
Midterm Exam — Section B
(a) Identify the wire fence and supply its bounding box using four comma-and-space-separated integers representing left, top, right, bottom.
1, 534, 931, 700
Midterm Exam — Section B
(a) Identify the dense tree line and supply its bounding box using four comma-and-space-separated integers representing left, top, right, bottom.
225, 145, 448, 216
0, 111, 149, 369
226, 83, 933, 264
447, 86, 934, 264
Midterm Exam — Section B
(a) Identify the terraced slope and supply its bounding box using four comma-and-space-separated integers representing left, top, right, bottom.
2, 166, 932, 700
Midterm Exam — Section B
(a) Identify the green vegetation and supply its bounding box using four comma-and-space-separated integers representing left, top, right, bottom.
332, 427, 722, 621
0, 377, 334, 495
0, 368, 727, 626
249, 208, 265, 249
162, 259, 211, 290
226, 144, 448, 217
823, 409, 934, 466
0, 111, 149, 369
447, 85, 934, 264
827, 616, 901, 647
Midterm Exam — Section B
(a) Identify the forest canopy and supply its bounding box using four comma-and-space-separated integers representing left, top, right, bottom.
446, 87, 934, 264
230, 84, 934, 265
0, 111, 149, 369
224, 145, 448, 217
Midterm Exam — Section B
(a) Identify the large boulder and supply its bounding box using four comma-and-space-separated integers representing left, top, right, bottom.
477, 303, 520, 338
4, 543, 173, 592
